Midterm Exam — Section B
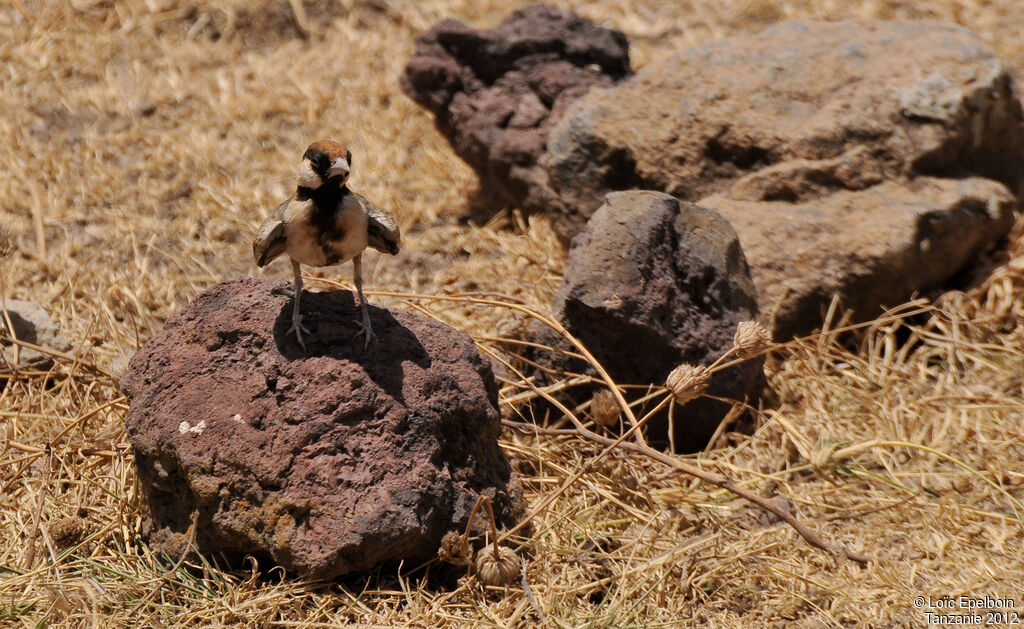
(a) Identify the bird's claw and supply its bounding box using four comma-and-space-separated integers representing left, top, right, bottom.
288, 315, 312, 351
355, 319, 377, 349
272, 286, 296, 298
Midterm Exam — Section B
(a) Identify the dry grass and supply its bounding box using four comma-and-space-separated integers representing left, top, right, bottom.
1, 0, 1023, 626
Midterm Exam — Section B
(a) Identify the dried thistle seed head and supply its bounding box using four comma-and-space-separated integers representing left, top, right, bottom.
475, 545, 520, 587
0, 226, 14, 259
438, 530, 472, 566
49, 515, 88, 550
665, 364, 709, 405
733, 320, 770, 359
591, 390, 620, 427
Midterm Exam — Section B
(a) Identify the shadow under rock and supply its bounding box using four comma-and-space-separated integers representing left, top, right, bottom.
272, 288, 430, 405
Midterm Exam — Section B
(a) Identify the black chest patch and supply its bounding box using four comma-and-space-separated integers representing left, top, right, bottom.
301, 185, 350, 264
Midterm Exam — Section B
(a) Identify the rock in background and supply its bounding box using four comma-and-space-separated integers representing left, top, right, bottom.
400, 4, 631, 214
702, 177, 1015, 339
530, 191, 763, 451
122, 277, 520, 580
542, 19, 1022, 337
1, 300, 71, 369
404, 16, 1023, 339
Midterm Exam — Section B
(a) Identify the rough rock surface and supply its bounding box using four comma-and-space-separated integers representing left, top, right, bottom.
538, 19, 1022, 336
702, 177, 1016, 339
400, 4, 630, 213
533, 191, 763, 451
1, 300, 71, 368
122, 277, 520, 580
543, 19, 1023, 230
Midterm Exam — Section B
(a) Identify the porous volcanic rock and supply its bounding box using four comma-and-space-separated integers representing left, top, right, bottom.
122, 277, 520, 580
400, 4, 630, 213
532, 191, 763, 451
1, 300, 71, 368
539, 19, 1022, 336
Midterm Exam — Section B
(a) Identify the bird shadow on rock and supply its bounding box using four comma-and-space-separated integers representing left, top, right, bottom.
271, 289, 430, 405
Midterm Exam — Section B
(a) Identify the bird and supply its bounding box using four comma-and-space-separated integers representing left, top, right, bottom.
253, 140, 400, 350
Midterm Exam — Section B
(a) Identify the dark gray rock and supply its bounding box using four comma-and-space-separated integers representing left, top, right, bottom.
531, 191, 763, 451
122, 277, 520, 580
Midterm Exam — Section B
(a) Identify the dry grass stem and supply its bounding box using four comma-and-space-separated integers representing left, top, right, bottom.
0, 225, 17, 365
0, 225, 13, 259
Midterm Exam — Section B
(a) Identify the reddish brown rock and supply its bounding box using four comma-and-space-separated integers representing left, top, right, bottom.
530, 191, 763, 451
400, 4, 630, 213
122, 277, 520, 580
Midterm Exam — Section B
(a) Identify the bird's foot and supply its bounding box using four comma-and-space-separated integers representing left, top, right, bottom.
272, 286, 296, 298
354, 317, 377, 350
288, 315, 312, 351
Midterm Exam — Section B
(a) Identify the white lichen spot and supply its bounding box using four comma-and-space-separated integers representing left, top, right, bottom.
189, 420, 207, 435
898, 73, 962, 122
178, 421, 190, 434
231, 413, 243, 423
604, 294, 624, 309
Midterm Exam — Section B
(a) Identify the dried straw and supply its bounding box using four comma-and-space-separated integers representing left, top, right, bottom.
1, 0, 1023, 626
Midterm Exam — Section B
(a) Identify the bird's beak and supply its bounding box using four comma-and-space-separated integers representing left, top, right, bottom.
327, 157, 349, 180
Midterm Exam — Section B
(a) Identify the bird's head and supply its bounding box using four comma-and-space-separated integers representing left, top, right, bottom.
296, 140, 351, 190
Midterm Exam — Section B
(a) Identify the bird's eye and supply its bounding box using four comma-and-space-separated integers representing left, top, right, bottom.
346, 150, 352, 165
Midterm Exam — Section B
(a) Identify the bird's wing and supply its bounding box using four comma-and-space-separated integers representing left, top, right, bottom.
253, 198, 290, 267
353, 191, 401, 255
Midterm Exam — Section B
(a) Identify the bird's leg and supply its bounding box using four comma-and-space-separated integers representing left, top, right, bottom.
289, 260, 311, 350
352, 253, 376, 348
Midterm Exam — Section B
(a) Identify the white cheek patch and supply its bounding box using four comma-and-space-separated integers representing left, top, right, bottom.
296, 159, 321, 189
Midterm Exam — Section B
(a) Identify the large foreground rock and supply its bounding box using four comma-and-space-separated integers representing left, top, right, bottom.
531, 191, 763, 451
540, 19, 1022, 336
400, 5, 630, 213
122, 277, 520, 580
